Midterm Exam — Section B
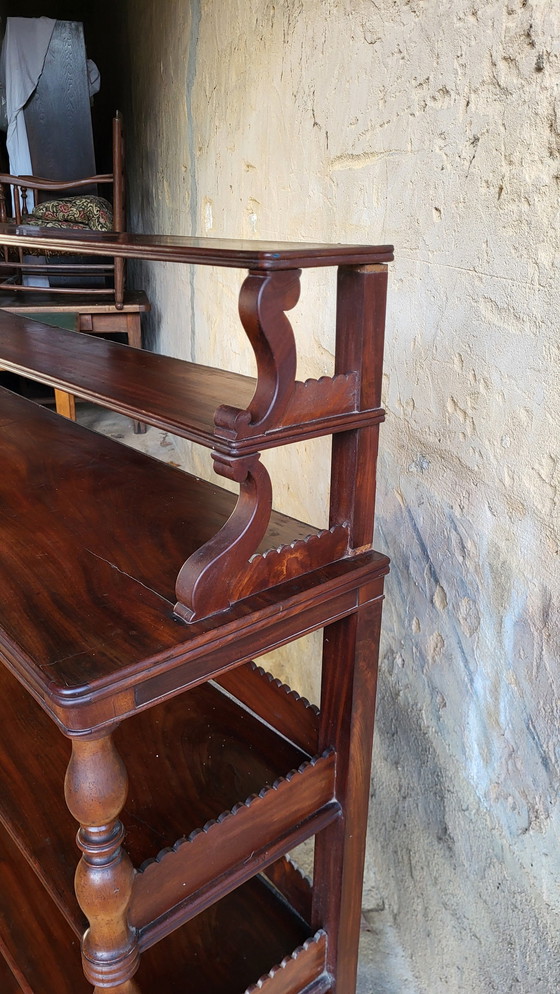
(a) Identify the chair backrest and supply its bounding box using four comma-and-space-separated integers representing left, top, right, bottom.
0, 112, 126, 309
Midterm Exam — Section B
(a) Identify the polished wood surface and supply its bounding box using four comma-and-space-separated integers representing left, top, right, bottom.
0, 224, 394, 269
1, 818, 320, 994
0, 387, 388, 732
0, 662, 312, 935
0, 309, 381, 451
0, 293, 148, 431
0, 234, 391, 992
0, 822, 88, 994
215, 660, 320, 755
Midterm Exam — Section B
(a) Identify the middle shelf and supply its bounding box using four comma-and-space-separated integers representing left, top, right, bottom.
0, 310, 383, 454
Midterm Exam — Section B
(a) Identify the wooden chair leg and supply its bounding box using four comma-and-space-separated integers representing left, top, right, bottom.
124, 312, 142, 351
54, 389, 76, 421
76, 311, 147, 434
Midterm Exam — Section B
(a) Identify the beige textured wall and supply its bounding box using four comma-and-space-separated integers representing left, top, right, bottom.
121, 2, 559, 990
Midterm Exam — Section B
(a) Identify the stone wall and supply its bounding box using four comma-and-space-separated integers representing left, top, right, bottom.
120, 2, 560, 990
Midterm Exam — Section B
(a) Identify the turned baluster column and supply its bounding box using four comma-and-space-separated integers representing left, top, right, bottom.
64, 731, 141, 993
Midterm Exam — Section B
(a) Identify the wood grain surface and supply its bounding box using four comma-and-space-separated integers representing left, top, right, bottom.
0, 224, 394, 269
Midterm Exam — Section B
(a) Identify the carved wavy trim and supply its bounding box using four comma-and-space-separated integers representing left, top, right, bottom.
174, 452, 272, 622
281, 851, 313, 890
244, 930, 328, 994
137, 749, 334, 876
214, 370, 359, 443
247, 661, 320, 717
231, 523, 350, 602
130, 751, 338, 934
174, 439, 350, 624
275, 371, 358, 429
214, 269, 301, 440
215, 661, 319, 756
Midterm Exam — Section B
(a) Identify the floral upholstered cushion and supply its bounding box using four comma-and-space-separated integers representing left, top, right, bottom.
26, 195, 113, 231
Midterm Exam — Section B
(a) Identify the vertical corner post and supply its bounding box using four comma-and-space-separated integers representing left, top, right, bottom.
312, 587, 386, 991
329, 264, 389, 550
64, 731, 141, 992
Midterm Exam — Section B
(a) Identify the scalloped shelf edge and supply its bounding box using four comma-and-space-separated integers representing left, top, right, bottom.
137, 749, 334, 875
214, 661, 320, 757
244, 930, 329, 994
130, 750, 337, 936
231, 524, 350, 603
246, 661, 320, 716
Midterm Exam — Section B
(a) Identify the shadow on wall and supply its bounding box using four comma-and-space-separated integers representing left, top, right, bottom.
366, 467, 560, 994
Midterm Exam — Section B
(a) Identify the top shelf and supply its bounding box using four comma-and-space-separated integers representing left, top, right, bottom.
0, 224, 393, 270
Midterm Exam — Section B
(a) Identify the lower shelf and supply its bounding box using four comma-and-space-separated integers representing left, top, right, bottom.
0, 819, 329, 994
0, 658, 336, 946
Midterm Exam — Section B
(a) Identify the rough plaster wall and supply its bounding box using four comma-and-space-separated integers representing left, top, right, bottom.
121, 1, 559, 991
121, 1, 197, 359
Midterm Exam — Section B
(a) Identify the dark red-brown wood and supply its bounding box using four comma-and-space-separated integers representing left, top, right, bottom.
0, 232, 392, 993
0, 651, 313, 933
1, 817, 320, 994
0, 388, 388, 733
0, 310, 381, 452
263, 855, 313, 926
215, 661, 320, 756
132, 751, 337, 947
0, 223, 393, 269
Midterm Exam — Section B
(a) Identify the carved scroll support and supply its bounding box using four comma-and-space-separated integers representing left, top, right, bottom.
174, 452, 273, 622
64, 732, 141, 992
214, 267, 362, 446
214, 268, 301, 440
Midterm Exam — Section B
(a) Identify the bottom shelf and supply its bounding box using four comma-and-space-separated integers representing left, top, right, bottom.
0, 820, 329, 994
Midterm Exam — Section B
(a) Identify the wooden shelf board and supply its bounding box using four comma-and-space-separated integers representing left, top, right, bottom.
215, 660, 320, 756
1, 818, 324, 994
0, 385, 309, 687
0, 661, 321, 938
0, 224, 394, 269
0, 959, 26, 994
133, 754, 337, 942
0, 822, 87, 994
0, 313, 382, 452
0, 288, 150, 314
0, 311, 255, 447
0, 387, 388, 729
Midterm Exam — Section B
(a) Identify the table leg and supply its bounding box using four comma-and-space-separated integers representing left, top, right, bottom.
64, 731, 141, 992
54, 388, 76, 421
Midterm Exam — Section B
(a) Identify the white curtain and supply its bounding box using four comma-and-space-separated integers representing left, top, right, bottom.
1, 16, 56, 176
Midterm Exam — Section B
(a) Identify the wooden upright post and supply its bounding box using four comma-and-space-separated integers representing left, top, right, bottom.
64, 732, 141, 992
312, 263, 389, 990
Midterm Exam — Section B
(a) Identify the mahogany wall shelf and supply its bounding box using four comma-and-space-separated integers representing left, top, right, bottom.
0, 226, 392, 994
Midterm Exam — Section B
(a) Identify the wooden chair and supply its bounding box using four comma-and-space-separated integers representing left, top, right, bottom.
0, 113, 149, 430
0, 113, 126, 305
